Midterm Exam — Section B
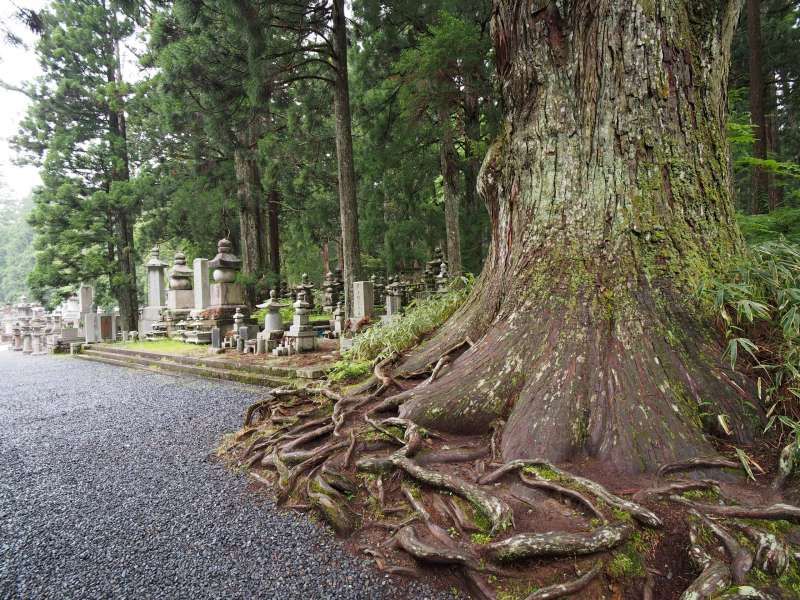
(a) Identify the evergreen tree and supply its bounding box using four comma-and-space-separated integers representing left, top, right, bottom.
13, 0, 141, 328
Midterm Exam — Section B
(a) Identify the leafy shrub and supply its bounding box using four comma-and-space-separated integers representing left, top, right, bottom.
738, 208, 800, 245
701, 241, 800, 424
327, 275, 474, 383
345, 274, 474, 363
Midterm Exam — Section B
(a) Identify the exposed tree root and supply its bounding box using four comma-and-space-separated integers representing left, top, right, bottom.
479, 460, 661, 528
691, 510, 751, 584
485, 524, 632, 562
632, 479, 720, 502
732, 523, 790, 576
657, 457, 741, 479
223, 371, 797, 600
715, 586, 779, 599
395, 525, 482, 569
524, 560, 603, 600
682, 522, 731, 600
519, 471, 605, 522
772, 441, 798, 490
672, 497, 800, 523
391, 454, 513, 534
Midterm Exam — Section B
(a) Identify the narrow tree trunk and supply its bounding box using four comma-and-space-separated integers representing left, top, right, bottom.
106, 36, 138, 332
439, 106, 462, 276
463, 70, 485, 272
267, 185, 281, 277
233, 125, 268, 299
766, 75, 782, 211
397, 0, 756, 474
748, 0, 768, 214
331, 0, 362, 318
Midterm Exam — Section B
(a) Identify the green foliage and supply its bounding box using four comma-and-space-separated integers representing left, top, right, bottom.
0, 192, 35, 303
343, 275, 473, 363
328, 359, 373, 383
738, 208, 800, 245
469, 532, 492, 545
702, 240, 800, 427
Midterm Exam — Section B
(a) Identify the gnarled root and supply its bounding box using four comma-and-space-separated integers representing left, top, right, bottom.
732, 523, 790, 576
395, 525, 482, 570
715, 586, 779, 599
691, 510, 751, 584
672, 497, 800, 523
657, 457, 741, 479
480, 459, 661, 528
632, 480, 720, 502
681, 522, 731, 600
525, 560, 603, 600
485, 523, 632, 562
519, 471, 605, 522
307, 473, 355, 536
392, 454, 513, 534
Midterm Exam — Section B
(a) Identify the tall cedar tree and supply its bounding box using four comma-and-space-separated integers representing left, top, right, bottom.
14, 0, 140, 329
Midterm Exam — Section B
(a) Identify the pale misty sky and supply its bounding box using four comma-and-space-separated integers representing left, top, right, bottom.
0, 0, 46, 202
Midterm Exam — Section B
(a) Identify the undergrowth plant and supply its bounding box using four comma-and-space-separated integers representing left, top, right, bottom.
328, 275, 474, 382
701, 240, 800, 445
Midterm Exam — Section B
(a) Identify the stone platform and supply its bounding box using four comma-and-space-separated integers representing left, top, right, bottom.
73, 340, 338, 386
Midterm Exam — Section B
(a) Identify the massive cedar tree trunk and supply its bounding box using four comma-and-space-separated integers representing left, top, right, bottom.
397, 0, 758, 474
439, 106, 463, 276
332, 0, 362, 318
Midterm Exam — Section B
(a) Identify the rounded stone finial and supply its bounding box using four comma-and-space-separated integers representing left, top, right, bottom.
174, 252, 187, 266
218, 238, 233, 253
270, 289, 277, 300
439, 262, 448, 277
301, 273, 309, 284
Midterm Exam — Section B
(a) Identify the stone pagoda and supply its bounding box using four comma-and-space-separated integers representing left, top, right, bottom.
141, 247, 168, 336
256, 289, 287, 353
166, 251, 194, 327
273, 290, 316, 355
294, 274, 315, 311
204, 238, 251, 337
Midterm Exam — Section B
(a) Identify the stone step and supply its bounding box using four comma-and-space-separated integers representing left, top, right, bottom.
90, 345, 327, 379
78, 349, 298, 388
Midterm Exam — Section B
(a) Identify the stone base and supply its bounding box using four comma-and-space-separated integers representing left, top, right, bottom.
167, 290, 194, 311
210, 283, 244, 307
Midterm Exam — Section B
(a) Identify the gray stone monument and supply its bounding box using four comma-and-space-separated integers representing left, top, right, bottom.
352, 280, 374, 321
141, 247, 168, 335
274, 291, 316, 354
256, 289, 286, 353
193, 258, 210, 311
167, 252, 194, 311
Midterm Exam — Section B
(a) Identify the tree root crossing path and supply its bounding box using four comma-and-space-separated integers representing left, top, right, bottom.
0, 352, 449, 599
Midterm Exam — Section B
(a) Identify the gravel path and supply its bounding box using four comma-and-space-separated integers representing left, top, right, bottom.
0, 351, 449, 599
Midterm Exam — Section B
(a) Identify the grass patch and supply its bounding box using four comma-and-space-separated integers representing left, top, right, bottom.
522, 465, 560, 481
103, 339, 208, 356
328, 358, 372, 383
470, 532, 492, 545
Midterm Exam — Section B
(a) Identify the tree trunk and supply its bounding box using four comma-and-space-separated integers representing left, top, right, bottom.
332, 0, 362, 318
267, 185, 281, 277
766, 74, 782, 211
748, 0, 768, 214
439, 106, 463, 276
233, 127, 268, 301
107, 36, 138, 333
462, 71, 484, 273
397, 0, 757, 474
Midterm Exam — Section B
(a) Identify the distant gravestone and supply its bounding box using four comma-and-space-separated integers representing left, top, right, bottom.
352, 281, 374, 321
193, 258, 210, 310
211, 327, 221, 349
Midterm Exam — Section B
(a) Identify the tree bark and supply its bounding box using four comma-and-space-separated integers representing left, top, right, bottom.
439, 107, 463, 277
267, 185, 281, 277
396, 0, 757, 474
748, 0, 768, 214
462, 69, 485, 272
233, 124, 268, 301
106, 35, 138, 333
332, 0, 362, 318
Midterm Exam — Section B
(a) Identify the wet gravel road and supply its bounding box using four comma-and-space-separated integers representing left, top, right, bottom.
0, 351, 446, 599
